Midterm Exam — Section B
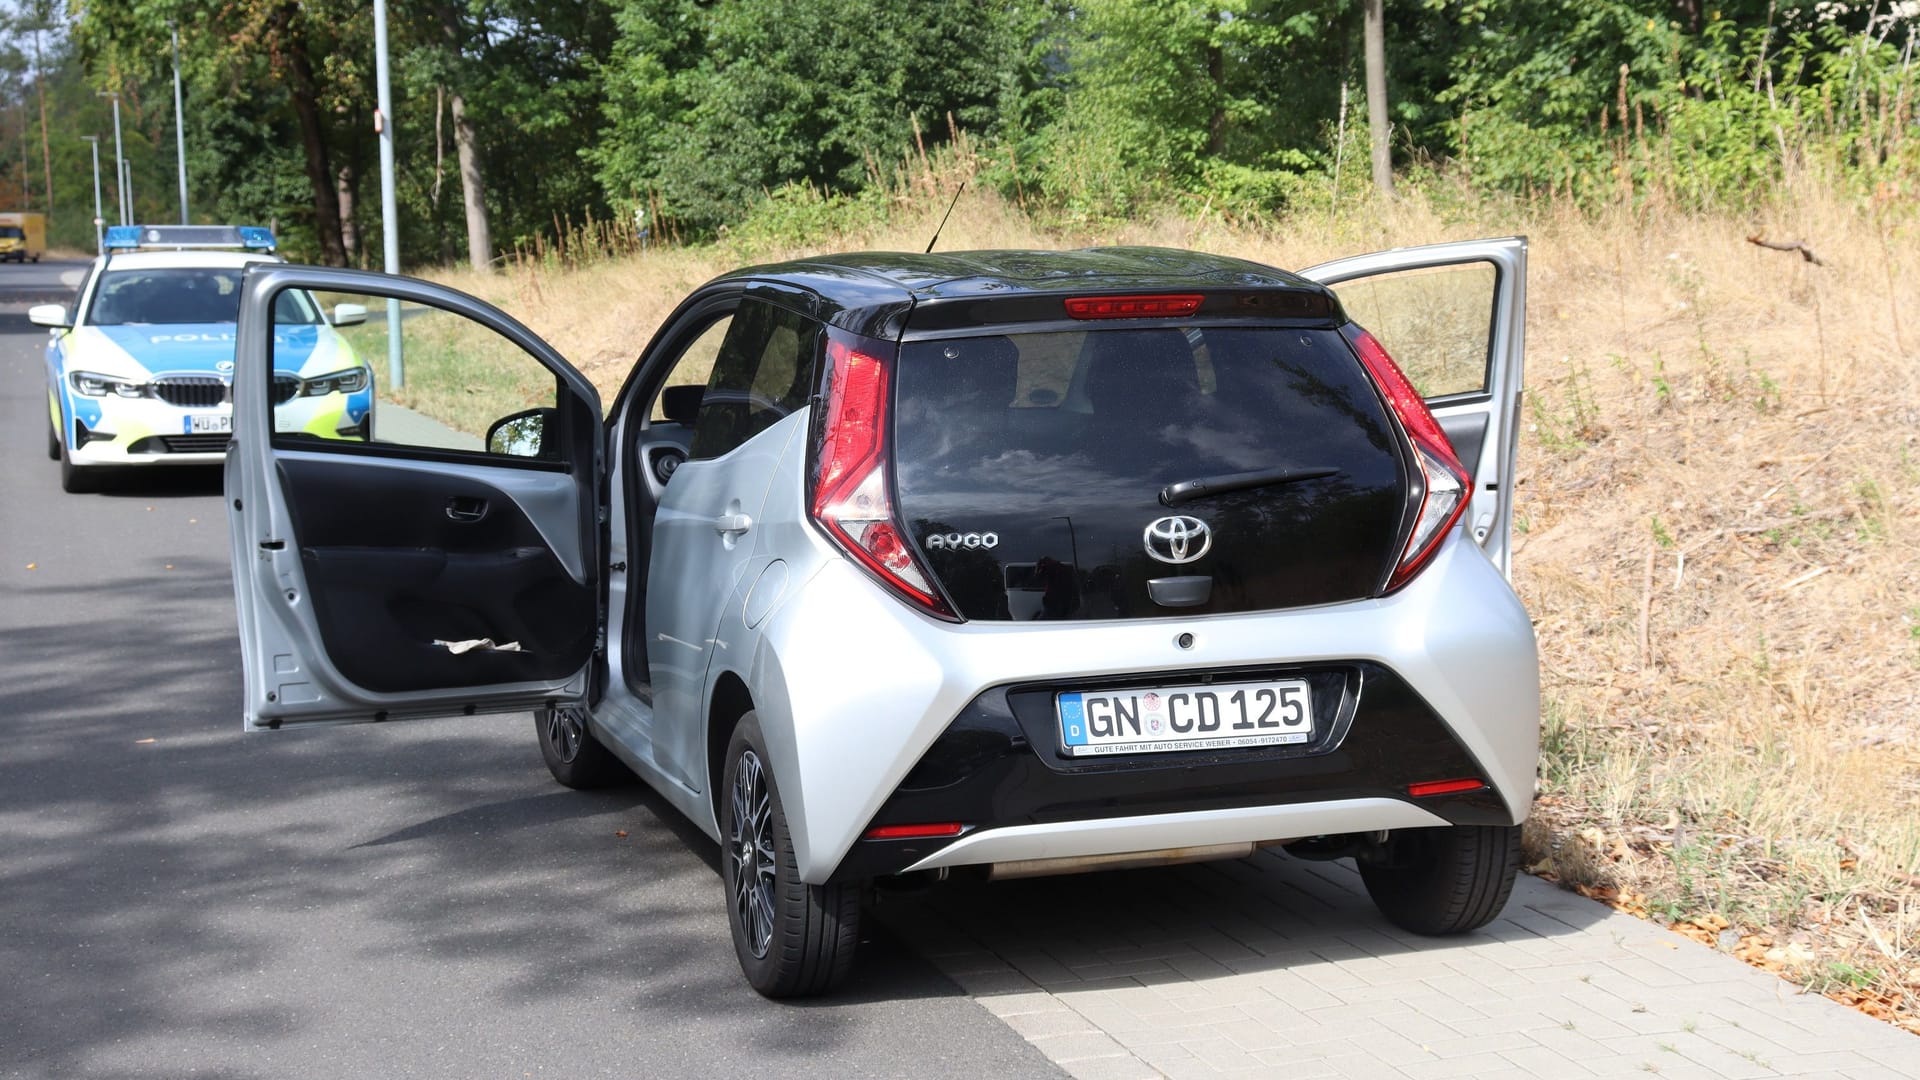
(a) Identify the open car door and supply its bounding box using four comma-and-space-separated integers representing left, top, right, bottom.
1301, 237, 1527, 575
226, 266, 604, 730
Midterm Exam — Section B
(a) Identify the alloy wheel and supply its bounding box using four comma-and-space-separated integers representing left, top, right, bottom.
543, 707, 585, 764
728, 749, 777, 960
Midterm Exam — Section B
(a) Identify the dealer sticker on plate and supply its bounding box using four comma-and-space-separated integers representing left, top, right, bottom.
1058, 679, 1313, 756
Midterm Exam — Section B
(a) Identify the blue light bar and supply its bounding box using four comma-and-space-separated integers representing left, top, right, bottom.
103, 225, 277, 253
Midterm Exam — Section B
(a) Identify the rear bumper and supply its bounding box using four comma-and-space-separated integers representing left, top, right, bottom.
828, 659, 1513, 882
745, 528, 1540, 884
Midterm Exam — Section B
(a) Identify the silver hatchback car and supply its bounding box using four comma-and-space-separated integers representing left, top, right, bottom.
225, 239, 1536, 997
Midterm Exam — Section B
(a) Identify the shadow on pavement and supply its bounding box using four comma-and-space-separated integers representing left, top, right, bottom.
0, 556, 1032, 1080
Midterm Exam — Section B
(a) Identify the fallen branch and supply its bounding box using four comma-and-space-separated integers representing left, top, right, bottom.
1747, 234, 1827, 266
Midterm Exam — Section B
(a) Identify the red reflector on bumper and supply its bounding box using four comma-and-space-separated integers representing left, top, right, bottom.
863, 823, 965, 841
1407, 778, 1486, 798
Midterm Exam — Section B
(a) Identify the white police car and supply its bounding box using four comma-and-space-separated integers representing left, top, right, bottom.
36, 225, 375, 492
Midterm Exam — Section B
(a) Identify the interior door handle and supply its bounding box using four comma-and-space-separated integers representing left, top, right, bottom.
446, 496, 489, 522
713, 512, 753, 536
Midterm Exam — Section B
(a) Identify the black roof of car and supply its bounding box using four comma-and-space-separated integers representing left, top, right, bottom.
729, 246, 1314, 300
716, 247, 1335, 338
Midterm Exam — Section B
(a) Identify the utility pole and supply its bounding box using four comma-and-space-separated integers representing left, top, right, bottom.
172, 27, 189, 224
97, 91, 128, 225
80, 136, 104, 254
373, 0, 404, 387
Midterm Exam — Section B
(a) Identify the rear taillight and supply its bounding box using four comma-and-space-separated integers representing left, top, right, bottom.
810, 329, 957, 620
1348, 328, 1473, 593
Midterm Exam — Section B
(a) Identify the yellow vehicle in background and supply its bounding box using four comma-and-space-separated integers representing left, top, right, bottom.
0, 212, 46, 262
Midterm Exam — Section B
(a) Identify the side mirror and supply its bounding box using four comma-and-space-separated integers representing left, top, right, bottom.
486, 406, 560, 460
660, 385, 703, 424
331, 302, 368, 327
28, 303, 69, 329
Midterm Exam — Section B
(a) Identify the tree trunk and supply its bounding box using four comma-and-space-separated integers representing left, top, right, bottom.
337, 163, 358, 264
277, 6, 347, 265
1363, 0, 1395, 197
1207, 40, 1226, 158
32, 32, 52, 210
449, 92, 492, 271
438, 2, 493, 272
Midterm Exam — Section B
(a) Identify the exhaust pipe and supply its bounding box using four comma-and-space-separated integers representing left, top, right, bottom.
987, 842, 1255, 880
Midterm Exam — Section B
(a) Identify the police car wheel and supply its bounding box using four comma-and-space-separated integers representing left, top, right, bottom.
58, 439, 102, 494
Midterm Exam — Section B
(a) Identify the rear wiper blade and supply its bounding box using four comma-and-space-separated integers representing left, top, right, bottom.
1159, 465, 1340, 507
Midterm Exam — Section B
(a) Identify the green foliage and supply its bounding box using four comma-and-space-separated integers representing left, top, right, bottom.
32, 0, 1919, 263
592, 0, 1023, 236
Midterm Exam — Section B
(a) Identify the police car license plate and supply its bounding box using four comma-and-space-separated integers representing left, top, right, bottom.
186, 414, 232, 434
1057, 679, 1313, 756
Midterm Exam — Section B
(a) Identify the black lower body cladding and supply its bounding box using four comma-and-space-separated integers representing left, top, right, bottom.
834, 661, 1509, 882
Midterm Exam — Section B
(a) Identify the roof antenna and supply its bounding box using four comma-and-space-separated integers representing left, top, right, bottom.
924, 181, 966, 254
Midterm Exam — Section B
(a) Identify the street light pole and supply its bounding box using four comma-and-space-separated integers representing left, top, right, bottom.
171, 27, 189, 224
96, 91, 127, 225
372, 0, 403, 388
80, 136, 104, 254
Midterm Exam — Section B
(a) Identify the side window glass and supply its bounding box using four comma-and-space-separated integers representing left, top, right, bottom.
1331, 261, 1496, 399
270, 289, 562, 461
649, 315, 733, 422
688, 299, 818, 460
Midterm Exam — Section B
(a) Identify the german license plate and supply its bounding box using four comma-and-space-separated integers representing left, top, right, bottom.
186, 413, 232, 434
1058, 679, 1313, 757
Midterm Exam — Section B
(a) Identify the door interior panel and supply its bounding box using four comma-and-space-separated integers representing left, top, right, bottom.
278, 456, 594, 693
1438, 411, 1488, 475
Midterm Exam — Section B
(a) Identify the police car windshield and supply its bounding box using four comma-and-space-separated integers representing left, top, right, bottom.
88, 268, 324, 327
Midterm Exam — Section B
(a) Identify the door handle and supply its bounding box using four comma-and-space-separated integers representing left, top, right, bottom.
446, 496, 489, 522
713, 512, 753, 536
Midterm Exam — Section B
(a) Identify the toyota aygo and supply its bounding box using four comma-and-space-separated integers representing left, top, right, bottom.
224, 240, 1537, 997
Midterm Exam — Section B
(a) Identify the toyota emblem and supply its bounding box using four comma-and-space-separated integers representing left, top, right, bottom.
1143, 515, 1212, 564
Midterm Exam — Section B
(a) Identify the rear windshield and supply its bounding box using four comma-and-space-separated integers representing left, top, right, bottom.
892, 326, 1406, 620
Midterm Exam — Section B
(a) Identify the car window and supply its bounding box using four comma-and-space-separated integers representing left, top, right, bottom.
274, 288, 560, 460
0, 226, 22, 239
89, 268, 245, 326
1330, 261, 1497, 399
892, 326, 1403, 620
688, 299, 819, 460
648, 315, 733, 421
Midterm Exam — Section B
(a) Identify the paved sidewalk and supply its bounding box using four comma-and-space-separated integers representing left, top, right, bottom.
877, 851, 1920, 1079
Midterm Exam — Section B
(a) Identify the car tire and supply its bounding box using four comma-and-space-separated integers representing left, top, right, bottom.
534, 706, 631, 789
58, 439, 101, 493
1359, 823, 1522, 935
721, 711, 861, 998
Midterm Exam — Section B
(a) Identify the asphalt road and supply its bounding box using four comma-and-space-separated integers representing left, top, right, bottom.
0, 264, 1060, 1080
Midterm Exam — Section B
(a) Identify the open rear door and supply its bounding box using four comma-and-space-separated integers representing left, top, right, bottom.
226, 266, 604, 729
1301, 237, 1527, 575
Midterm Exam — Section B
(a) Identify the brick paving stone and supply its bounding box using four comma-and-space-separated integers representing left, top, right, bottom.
1004, 1008, 1102, 1040
874, 861, 1919, 1080
1030, 1031, 1132, 1063
1060, 1055, 1163, 1080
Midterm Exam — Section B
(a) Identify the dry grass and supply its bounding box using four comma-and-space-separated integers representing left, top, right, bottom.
431, 175, 1920, 1029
